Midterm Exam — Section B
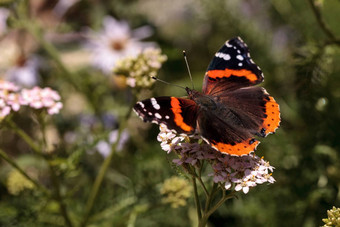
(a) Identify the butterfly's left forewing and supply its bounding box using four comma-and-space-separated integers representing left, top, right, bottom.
133, 97, 198, 134
202, 37, 263, 95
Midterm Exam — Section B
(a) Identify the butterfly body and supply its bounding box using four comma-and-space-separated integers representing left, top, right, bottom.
134, 37, 280, 156
186, 88, 217, 110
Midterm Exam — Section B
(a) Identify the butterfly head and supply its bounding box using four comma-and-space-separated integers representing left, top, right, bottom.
185, 87, 199, 98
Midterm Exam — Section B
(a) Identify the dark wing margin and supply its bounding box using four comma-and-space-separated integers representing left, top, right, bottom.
133, 97, 198, 134
202, 37, 264, 95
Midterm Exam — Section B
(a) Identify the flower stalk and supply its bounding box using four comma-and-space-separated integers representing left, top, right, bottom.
5, 115, 74, 227
47, 161, 74, 227
192, 176, 202, 221
80, 97, 136, 226
39, 113, 74, 227
5, 118, 41, 154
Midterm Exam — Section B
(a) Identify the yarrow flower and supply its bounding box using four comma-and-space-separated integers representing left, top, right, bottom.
20, 87, 63, 115
322, 206, 340, 227
0, 80, 63, 120
113, 47, 167, 88
0, 80, 21, 119
7, 170, 35, 195
160, 176, 192, 208
86, 16, 154, 74
157, 124, 275, 194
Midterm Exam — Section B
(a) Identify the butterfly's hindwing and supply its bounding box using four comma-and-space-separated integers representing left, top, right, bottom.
197, 109, 260, 156
195, 86, 280, 156
216, 87, 280, 136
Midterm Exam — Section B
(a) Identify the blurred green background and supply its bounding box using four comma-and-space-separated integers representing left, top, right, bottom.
0, 0, 339, 226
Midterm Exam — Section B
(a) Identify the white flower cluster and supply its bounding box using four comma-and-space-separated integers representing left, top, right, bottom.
114, 47, 167, 88
0, 80, 21, 118
0, 80, 63, 119
20, 87, 63, 115
157, 124, 275, 194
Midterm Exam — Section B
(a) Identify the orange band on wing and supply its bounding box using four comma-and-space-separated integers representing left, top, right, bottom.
170, 97, 193, 132
207, 69, 258, 83
212, 139, 260, 156
262, 96, 280, 134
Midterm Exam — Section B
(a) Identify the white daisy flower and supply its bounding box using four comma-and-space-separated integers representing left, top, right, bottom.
86, 16, 153, 75
6, 55, 40, 88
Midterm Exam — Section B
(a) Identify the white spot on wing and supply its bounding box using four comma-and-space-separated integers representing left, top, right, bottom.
148, 112, 153, 116
215, 52, 231, 61
238, 62, 243, 66
165, 115, 170, 119
236, 55, 244, 61
150, 98, 160, 110
225, 41, 232, 48
137, 101, 145, 108
155, 113, 162, 119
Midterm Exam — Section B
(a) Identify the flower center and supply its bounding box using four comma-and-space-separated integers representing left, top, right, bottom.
16, 55, 27, 67
110, 39, 126, 51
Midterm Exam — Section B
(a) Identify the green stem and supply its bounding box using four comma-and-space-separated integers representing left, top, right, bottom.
204, 182, 218, 213
6, 117, 73, 226
80, 100, 135, 226
199, 190, 235, 227
196, 162, 209, 198
192, 176, 202, 221
38, 114, 73, 227
80, 138, 118, 226
38, 113, 48, 152
196, 176, 209, 198
306, 0, 340, 45
6, 118, 41, 154
0, 148, 50, 196
47, 162, 74, 227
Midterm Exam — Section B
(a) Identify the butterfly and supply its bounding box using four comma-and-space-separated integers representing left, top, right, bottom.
133, 37, 280, 156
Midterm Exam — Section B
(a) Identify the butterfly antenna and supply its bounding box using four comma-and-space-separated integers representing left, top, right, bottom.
183, 50, 194, 89
151, 77, 186, 90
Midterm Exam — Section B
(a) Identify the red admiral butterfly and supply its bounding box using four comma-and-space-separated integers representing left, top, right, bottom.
134, 37, 280, 156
